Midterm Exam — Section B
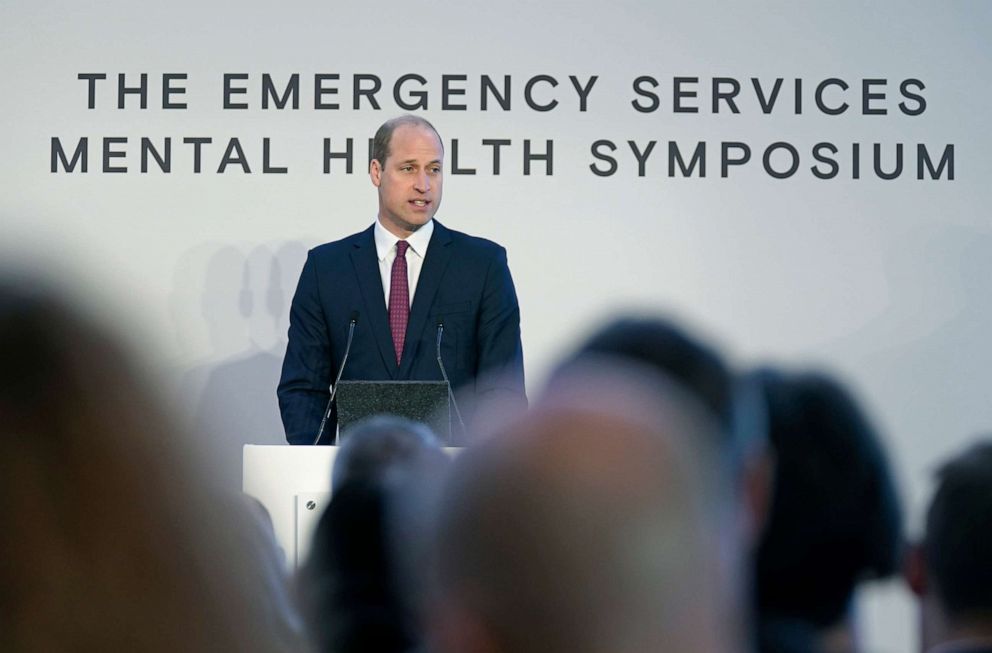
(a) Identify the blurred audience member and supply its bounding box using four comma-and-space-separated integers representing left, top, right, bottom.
299, 416, 449, 653
573, 317, 735, 430
431, 360, 748, 653
331, 416, 447, 493
753, 369, 903, 653
568, 316, 773, 534
0, 279, 305, 652
907, 440, 992, 653
563, 317, 774, 643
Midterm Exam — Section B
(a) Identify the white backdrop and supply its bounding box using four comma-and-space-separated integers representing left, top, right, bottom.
3, 3, 991, 650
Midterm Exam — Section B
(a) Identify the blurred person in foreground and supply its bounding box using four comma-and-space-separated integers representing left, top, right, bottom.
569, 316, 773, 537
563, 317, 774, 639
752, 369, 903, 653
430, 359, 749, 653
0, 278, 305, 652
906, 440, 992, 653
299, 416, 450, 653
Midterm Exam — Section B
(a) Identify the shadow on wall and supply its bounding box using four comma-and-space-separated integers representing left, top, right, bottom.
172, 240, 309, 492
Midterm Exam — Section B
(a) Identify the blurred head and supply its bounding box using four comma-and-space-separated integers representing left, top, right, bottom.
562, 316, 772, 557
568, 315, 767, 465
302, 416, 450, 653
908, 439, 992, 650
925, 440, 992, 616
574, 315, 732, 413
431, 360, 744, 653
0, 278, 300, 652
753, 369, 903, 636
369, 115, 444, 238
334, 414, 447, 492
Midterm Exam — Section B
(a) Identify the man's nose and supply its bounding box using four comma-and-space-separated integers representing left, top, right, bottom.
414, 171, 430, 192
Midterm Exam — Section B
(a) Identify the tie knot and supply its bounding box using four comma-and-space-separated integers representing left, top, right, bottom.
396, 240, 410, 257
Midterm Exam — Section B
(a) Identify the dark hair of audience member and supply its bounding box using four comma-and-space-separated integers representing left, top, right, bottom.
299, 416, 449, 653
924, 440, 992, 619
430, 362, 742, 653
331, 416, 445, 492
753, 370, 903, 636
573, 317, 735, 434
568, 317, 772, 538
0, 281, 303, 652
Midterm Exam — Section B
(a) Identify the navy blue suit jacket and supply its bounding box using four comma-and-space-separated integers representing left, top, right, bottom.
278, 221, 526, 444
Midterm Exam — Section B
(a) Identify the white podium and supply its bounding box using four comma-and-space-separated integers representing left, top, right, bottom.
242, 445, 337, 569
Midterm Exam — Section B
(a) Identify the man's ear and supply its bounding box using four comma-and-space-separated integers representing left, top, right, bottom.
370, 158, 382, 187
904, 541, 928, 597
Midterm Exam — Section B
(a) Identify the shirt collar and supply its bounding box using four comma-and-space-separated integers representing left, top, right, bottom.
374, 218, 434, 261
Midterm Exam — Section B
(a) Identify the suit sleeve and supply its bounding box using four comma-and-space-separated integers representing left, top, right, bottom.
473, 246, 527, 412
277, 251, 334, 445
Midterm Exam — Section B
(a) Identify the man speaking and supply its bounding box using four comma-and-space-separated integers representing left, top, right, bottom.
278, 115, 526, 445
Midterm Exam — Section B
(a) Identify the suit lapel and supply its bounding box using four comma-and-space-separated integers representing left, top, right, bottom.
349, 226, 396, 378
398, 221, 454, 378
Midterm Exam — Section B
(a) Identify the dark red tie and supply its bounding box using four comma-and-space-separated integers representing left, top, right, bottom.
388, 240, 410, 366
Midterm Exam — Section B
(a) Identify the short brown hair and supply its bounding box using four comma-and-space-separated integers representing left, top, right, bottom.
371, 114, 442, 166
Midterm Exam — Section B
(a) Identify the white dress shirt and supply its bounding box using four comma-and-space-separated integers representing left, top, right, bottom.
373, 218, 434, 309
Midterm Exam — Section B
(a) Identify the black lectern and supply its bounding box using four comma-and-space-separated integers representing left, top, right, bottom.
335, 380, 452, 443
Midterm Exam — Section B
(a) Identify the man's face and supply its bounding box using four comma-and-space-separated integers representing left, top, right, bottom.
370, 124, 444, 238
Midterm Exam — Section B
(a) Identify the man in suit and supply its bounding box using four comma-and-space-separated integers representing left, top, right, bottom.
278, 115, 526, 445
906, 440, 992, 653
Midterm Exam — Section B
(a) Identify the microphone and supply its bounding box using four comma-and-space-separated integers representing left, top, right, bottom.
313, 311, 360, 446
435, 318, 466, 439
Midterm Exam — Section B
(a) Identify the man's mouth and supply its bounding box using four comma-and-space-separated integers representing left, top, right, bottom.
410, 200, 430, 208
